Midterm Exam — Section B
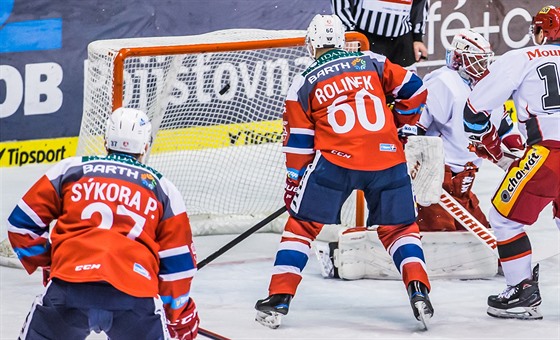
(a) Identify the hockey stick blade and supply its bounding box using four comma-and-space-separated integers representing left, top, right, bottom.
199, 327, 231, 340
438, 190, 498, 256
197, 206, 287, 270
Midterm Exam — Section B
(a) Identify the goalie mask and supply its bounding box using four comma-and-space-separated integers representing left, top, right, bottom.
306, 14, 345, 59
445, 29, 494, 85
105, 107, 153, 156
530, 5, 560, 45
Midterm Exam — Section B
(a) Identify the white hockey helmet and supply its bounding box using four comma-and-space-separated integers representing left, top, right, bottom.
445, 29, 494, 84
305, 14, 346, 58
105, 107, 152, 155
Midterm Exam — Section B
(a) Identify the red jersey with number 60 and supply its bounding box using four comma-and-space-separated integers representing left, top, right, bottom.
7, 153, 196, 322
282, 49, 426, 180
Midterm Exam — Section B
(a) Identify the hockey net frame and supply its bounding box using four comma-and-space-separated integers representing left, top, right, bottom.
76, 29, 368, 237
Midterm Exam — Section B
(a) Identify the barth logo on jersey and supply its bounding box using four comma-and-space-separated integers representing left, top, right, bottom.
83, 164, 140, 179
133, 263, 152, 280
500, 151, 542, 202
308, 61, 352, 84
379, 143, 397, 152
351, 58, 366, 70
141, 173, 157, 189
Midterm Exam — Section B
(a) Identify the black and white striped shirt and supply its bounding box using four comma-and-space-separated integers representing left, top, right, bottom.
332, 0, 428, 40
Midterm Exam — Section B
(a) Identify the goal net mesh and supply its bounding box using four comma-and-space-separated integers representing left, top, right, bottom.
78, 29, 366, 235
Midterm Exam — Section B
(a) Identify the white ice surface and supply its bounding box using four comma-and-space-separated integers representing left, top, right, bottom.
1, 161, 559, 339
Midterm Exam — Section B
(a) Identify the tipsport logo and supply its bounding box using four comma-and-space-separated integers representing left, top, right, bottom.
0, 0, 62, 53
0, 146, 67, 166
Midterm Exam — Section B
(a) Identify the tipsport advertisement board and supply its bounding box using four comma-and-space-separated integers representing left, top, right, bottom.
0, 0, 546, 167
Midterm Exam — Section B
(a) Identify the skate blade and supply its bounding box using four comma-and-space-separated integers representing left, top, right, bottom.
487, 305, 543, 320
414, 301, 431, 330
255, 311, 282, 329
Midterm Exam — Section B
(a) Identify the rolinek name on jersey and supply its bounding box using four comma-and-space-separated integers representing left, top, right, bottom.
315, 75, 374, 105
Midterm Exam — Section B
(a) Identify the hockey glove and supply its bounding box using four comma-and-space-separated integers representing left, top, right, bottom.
467, 125, 503, 163
284, 177, 300, 209
167, 298, 199, 340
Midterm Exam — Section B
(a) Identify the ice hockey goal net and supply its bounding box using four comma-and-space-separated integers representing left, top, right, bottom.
77, 29, 368, 236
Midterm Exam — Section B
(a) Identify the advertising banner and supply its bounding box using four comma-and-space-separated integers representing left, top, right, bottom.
0, 0, 547, 167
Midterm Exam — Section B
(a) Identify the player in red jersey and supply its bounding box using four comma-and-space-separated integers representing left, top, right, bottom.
8, 108, 199, 339
463, 5, 560, 320
255, 14, 433, 329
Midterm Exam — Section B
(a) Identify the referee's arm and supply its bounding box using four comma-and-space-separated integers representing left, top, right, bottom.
410, 0, 428, 42
331, 0, 356, 30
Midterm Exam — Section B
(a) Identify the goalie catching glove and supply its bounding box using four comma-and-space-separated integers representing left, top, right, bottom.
167, 298, 199, 340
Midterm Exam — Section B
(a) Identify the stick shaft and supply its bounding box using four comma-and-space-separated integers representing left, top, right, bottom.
197, 206, 287, 269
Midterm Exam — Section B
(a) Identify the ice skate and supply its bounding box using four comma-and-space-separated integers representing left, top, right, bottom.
255, 294, 292, 329
407, 281, 434, 330
487, 264, 542, 320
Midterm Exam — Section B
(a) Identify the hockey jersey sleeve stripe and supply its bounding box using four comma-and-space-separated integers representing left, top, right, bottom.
463, 99, 491, 134
395, 73, 422, 99
160, 292, 190, 310
159, 268, 196, 281
285, 132, 314, 149
290, 128, 314, 135
12, 242, 51, 259
7, 205, 48, 238
159, 252, 196, 275
463, 119, 489, 134
282, 146, 315, 155
394, 105, 424, 115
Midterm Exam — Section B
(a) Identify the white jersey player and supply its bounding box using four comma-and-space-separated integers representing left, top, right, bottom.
402, 29, 523, 231
463, 5, 560, 320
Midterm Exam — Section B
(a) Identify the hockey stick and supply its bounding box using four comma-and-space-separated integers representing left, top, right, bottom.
199, 327, 231, 340
197, 206, 287, 270
438, 189, 498, 256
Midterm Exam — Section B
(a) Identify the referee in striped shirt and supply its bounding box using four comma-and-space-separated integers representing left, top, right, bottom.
332, 0, 428, 69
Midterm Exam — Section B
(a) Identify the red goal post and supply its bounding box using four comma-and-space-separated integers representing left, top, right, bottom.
78, 29, 368, 235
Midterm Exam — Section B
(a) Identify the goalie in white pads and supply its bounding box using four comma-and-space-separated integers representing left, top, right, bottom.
255, 14, 433, 330
400, 29, 524, 232
463, 5, 560, 320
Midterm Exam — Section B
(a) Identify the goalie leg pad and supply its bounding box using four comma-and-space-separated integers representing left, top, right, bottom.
333, 227, 378, 280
